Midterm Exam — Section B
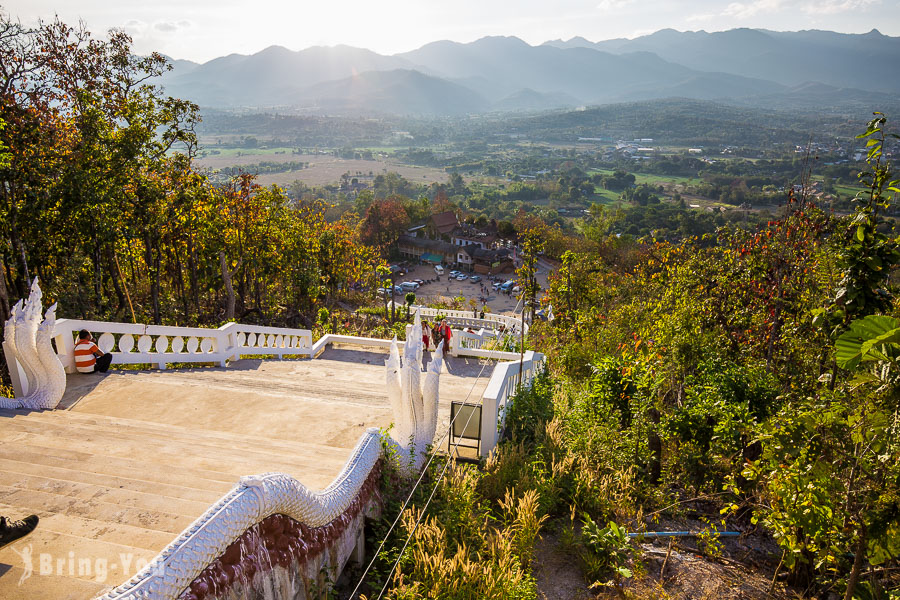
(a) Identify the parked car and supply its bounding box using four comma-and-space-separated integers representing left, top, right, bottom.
492, 281, 503, 290
413, 279, 424, 285
456, 274, 468, 281
394, 285, 403, 294
400, 281, 419, 292
434, 265, 444, 275
470, 275, 482, 283
449, 270, 460, 277
376, 287, 389, 297
500, 280, 515, 291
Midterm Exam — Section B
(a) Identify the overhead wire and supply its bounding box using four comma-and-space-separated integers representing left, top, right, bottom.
372, 366, 489, 600
348, 311, 509, 599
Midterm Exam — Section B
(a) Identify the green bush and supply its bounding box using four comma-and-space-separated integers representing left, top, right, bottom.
503, 370, 554, 447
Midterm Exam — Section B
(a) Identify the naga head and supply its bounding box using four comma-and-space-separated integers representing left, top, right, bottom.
4, 300, 23, 344
37, 303, 58, 335
22, 278, 42, 324
43, 302, 57, 325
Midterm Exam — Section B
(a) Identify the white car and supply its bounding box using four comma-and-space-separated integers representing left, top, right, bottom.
434, 265, 444, 275
456, 274, 468, 281
449, 270, 460, 276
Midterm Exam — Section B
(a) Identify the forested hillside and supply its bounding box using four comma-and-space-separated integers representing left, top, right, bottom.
0, 16, 383, 330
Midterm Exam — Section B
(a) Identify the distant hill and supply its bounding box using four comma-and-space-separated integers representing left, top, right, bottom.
397, 37, 785, 103
491, 88, 582, 112
292, 69, 488, 116
548, 28, 900, 93
503, 98, 828, 146
155, 28, 900, 115
158, 45, 413, 107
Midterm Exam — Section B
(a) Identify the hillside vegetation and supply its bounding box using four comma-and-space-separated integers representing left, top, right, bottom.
354, 119, 900, 600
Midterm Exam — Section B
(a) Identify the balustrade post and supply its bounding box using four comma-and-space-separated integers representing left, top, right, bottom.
480, 390, 499, 458
52, 320, 78, 374
217, 322, 239, 363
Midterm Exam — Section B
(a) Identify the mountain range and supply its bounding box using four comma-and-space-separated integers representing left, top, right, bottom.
157, 28, 900, 116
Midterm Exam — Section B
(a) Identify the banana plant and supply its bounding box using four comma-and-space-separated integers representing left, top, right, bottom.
835, 314, 900, 393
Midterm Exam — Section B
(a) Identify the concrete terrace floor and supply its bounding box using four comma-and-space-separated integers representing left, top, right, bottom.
0, 344, 492, 599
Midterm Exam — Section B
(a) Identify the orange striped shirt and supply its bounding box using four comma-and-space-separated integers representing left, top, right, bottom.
74, 340, 100, 373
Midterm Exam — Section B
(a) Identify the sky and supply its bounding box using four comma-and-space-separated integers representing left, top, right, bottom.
4, 0, 899, 63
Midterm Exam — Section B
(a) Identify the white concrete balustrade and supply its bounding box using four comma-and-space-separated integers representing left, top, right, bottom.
391, 303, 527, 336
480, 350, 544, 457
47, 313, 540, 459
52, 320, 313, 373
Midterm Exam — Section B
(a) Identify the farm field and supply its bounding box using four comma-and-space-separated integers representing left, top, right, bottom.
196, 146, 301, 161
588, 168, 696, 187
194, 152, 451, 187
591, 188, 622, 203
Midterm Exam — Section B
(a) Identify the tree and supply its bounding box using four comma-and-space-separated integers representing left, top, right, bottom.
0, 117, 8, 168
748, 115, 900, 597
357, 197, 410, 252
497, 220, 517, 239
432, 188, 453, 214
405, 292, 416, 320
516, 226, 545, 324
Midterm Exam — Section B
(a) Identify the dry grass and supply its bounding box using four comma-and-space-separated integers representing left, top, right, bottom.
381, 474, 548, 600
194, 153, 450, 187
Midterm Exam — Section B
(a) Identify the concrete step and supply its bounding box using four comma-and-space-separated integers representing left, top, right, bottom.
32, 408, 356, 464
0, 501, 175, 551
0, 441, 237, 492
0, 457, 223, 504
30, 409, 352, 468
0, 565, 109, 600
0, 470, 214, 524
0, 484, 194, 535
0, 417, 347, 481
0, 525, 155, 585
0, 428, 341, 484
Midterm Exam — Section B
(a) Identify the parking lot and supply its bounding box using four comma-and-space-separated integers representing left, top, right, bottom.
384, 262, 552, 317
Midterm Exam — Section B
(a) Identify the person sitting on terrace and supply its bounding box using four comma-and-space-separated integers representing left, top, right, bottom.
74, 330, 113, 374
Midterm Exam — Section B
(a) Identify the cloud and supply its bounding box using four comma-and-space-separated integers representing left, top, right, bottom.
723, 0, 784, 18
121, 19, 146, 35
686, 12, 715, 22
596, 0, 634, 11
802, 0, 879, 14
153, 20, 192, 33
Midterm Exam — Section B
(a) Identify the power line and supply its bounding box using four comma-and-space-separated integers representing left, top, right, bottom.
372, 373, 487, 600
348, 341, 494, 599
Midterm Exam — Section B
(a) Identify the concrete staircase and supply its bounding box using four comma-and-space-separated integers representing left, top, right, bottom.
0, 408, 351, 600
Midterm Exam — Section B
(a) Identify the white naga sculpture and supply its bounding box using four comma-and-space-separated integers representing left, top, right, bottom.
0, 279, 66, 410
385, 310, 442, 474
98, 428, 384, 600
